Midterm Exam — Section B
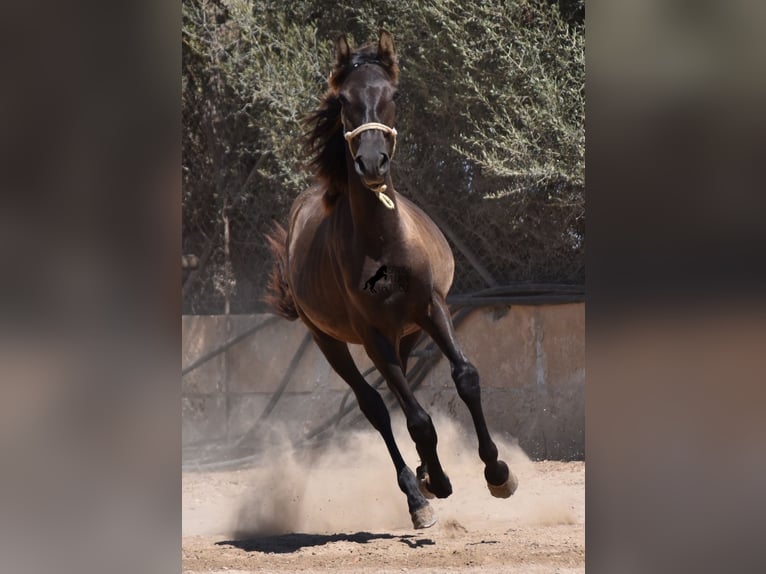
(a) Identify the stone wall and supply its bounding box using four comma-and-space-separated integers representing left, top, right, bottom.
182, 303, 584, 461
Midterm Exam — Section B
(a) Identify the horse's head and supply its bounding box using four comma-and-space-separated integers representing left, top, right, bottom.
330, 31, 399, 191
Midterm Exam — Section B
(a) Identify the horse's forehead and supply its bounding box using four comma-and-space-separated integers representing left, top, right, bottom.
343, 66, 393, 98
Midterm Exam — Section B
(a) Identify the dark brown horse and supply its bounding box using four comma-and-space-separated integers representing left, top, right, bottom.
266, 30, 517, 529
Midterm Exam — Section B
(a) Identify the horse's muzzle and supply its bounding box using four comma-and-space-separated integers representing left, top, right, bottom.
354, 151, 390, 180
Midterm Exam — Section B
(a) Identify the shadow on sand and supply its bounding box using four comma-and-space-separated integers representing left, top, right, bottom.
217, 531, 435, 554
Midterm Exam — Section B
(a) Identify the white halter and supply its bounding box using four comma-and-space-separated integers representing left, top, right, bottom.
343, 122, 398, 210
343, 122, 398, 158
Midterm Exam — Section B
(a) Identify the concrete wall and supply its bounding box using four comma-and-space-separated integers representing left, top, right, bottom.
182, 303, 584, 461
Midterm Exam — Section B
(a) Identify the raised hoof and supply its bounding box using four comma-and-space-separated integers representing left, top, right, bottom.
411, 504, 437, 529
419, 472, 452, 499
488, 471, 519, 498
418, 474, 435, 499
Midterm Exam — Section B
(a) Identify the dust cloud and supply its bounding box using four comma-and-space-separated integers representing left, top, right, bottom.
223, 412, 577, 538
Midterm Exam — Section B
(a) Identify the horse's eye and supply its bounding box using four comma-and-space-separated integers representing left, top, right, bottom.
338, 94, 349, 106
392, 91, 400, 101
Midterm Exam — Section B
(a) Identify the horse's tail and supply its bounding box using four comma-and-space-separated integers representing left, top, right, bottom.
263, 222, 299, 321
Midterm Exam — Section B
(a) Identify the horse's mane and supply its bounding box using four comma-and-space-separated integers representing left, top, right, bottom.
303, 43, 399, 208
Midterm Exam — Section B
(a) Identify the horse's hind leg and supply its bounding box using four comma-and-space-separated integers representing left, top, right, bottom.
308, 328, 435, 528
396, 331, 434, 498
361, 328, 453, 500
417, 295, 518, 498
398, 330, 422, 375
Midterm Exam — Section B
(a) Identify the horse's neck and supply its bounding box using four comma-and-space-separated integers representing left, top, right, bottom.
345, 178, 400, 243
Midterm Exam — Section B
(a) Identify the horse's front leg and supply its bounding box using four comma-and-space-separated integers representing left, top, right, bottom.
307, 326, 435, 528
416, 295, 518, 498
361, 327, 453, 500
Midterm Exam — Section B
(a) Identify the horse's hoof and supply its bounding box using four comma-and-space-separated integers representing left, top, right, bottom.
422, 473, 453, 499
411, 504, 437, 529
488, 471, 519, 498
418, 474, 435, 499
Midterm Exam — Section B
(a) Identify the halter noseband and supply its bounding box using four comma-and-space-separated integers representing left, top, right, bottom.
343, 122, 398, 161
343, 122, 398, 210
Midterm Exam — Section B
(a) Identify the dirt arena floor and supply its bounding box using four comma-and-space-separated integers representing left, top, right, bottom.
182, 420, 584, 573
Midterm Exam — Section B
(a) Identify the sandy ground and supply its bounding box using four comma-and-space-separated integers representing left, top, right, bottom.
182, 420, 584, 573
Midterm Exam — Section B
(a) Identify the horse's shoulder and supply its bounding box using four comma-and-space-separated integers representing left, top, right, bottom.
293, 185, 324, 209
290, 186, 325, 225
398, 195, 445, 241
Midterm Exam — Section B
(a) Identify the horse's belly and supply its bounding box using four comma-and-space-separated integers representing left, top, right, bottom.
293, 280, 420, 345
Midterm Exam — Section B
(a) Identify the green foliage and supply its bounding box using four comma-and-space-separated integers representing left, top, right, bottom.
183, 0, 322, 198
182, 0, 324, 309
182, 0, 585, 312
449, 1, 584, 192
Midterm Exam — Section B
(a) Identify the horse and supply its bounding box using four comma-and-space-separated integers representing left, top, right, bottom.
265, 30, 517, 529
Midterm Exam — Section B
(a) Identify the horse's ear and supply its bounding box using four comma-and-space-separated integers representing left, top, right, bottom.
377, 30, 399, 82
335, 34, 351, 68
330, 34, 352, 90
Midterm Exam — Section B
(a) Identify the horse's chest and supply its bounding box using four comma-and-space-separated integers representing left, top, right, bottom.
357, 259, 411, 297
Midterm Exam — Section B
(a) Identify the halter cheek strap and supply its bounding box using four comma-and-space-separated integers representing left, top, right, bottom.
343, 122, 398, 210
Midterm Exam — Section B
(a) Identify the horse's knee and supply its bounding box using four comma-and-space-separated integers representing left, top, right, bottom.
406, 409, 435, 445
453, 362, 481, 403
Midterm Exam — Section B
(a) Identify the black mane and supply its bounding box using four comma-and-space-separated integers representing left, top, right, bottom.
303, 93, 346, 207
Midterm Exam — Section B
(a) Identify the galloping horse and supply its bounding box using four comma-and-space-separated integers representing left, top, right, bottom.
266, 30, 517, 528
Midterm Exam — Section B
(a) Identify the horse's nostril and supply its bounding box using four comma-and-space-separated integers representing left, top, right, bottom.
379, 153, 389, 170
355, 156, 366, 173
